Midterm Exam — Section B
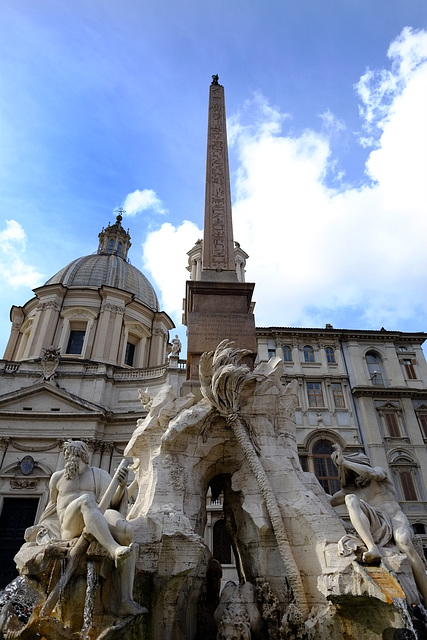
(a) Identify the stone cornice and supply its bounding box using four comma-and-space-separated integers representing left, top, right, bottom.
255, 326, 426, 345
352, 386, 427, 399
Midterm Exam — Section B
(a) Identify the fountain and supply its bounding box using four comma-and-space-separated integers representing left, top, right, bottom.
1, 341, 427, 639
2, 75, 427, 638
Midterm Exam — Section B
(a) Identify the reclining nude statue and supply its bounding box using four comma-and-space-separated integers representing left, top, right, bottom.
329, 444, 427, 604
25, 440, 145, 618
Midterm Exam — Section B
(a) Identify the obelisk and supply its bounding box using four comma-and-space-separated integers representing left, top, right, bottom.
183, 77, 257, 388
201, 76, 236, 280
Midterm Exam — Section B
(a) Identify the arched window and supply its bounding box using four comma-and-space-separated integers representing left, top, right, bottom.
283, 345, 292, 362
212, 519, 232, 565
325, 347, 335, 363
389, 453, 420, 502
116, 241, 122, 257
365, 351, 385, 386
313, 440, 340, 495
303, 345, 315, 363
107, 239, 114, 254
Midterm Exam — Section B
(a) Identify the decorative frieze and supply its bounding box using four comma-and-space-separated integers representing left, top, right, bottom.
36, 300, 61, 312
10, 478, 39, 490
102, 302, 125, 314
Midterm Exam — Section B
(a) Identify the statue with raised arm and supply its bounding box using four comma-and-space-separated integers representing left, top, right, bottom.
329, 444, 427, 604
38, 441, 144, 617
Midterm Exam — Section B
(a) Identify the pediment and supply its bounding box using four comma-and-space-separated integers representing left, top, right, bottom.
0, 381, 104, 415
376, 401, 400, 412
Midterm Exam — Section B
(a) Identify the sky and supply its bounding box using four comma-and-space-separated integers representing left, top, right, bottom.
1, 0, 427, 358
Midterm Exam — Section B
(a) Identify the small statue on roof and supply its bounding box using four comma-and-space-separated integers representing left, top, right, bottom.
211, 74, 219, 85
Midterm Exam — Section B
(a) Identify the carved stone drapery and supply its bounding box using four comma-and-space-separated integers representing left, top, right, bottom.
10, 439, 63, 453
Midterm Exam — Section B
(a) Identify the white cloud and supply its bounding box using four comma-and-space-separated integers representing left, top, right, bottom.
142, 220, 201, 320
123, 189, 166, 216
356, 27, 427, 143
142, 28, 427, 333
0, 219, 27, 254
0, 220, 44, 289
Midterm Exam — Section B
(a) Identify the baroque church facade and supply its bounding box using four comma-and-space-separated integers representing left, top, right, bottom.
1, 81, 427, 589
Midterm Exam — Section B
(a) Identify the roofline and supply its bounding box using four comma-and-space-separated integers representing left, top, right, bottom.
255, 326, 427, 343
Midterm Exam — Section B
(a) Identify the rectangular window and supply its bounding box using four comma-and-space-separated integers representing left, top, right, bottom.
399, 471, 418, 501
268, 349, 276, 359
124, 342, 136, 367
66, 330, 85, 355
384, 412, 400, 438
326, 347, 335, 363
283, 346, 292, 362
417, 414, 427, 439
331, 383, 345, 408
307, 382, 324, 407
299, 456, 308, 472
402, 359, 417, 379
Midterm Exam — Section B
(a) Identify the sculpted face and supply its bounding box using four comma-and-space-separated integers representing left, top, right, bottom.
64, 453, 80, 479
63, 441, 90, 479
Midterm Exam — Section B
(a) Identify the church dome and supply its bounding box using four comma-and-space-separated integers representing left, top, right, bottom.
44, 212, 159, 311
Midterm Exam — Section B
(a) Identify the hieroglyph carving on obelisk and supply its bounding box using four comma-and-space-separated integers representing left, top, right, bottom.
202, 81, 235, 273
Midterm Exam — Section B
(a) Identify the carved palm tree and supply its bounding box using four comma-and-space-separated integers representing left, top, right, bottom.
199, 340, 309, 618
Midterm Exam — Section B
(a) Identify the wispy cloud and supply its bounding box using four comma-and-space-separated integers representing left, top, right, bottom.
0, 220, 44, 288
356, 27, 427, 145
141, 28, 427, 333
123, 189, 167, 216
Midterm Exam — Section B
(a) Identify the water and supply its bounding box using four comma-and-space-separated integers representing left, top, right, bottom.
415, 602, 427, 621
81, 560, 99, 639
393, 597, 417, 639
0, 575, 42, 625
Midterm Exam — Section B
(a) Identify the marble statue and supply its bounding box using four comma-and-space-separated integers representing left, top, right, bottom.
41, 440, 143, 617
0, 441, 146, 640
170, 334, 182, 357
214, 581, 262, 640
329, 443, 427, 604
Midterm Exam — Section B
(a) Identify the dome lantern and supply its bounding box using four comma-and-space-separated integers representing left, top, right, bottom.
97, 208, 131, 260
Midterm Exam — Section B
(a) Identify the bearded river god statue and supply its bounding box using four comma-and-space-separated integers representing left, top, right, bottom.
0, 441, 146, 640
1, 342, 427, 639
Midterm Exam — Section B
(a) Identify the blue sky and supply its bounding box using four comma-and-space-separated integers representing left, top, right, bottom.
1, 0, 427, 357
